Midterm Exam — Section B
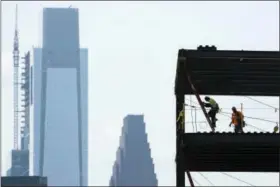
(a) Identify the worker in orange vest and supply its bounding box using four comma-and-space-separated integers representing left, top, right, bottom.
229, 107, 244, 133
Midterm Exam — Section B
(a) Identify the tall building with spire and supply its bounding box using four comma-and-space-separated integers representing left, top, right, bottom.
109, 115, 158, 186
7, 4, 30, 177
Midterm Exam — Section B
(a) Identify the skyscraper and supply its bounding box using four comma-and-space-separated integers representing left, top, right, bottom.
109, 115, 158, 186
32, 8, 88, 186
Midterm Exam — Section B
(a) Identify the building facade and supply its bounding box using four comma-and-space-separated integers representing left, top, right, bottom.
32, 8, 88, 186
109, 115, 158, 186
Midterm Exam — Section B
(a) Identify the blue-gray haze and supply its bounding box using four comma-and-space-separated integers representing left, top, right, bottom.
1, 1, 279, 186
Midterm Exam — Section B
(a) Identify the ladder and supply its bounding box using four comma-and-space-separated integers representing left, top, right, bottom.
176, 57, 215, 187
184, 62, 214, 132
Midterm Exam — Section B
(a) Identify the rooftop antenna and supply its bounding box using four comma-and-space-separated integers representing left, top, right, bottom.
13, 4, 20, 150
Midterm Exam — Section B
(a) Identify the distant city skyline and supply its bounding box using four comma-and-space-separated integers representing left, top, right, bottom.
2, 1, 279, 186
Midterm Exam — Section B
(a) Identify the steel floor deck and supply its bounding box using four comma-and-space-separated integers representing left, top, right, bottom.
183, 133, 280, 172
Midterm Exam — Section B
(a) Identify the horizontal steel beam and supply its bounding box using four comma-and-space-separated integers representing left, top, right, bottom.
179, 87, 280, 96
187, 59, 280, 70
189, 63, 280, 71
184, 133, 280, 146
194, 81, 280, 85
191, 71, 280, 76
179, 49, 280, 59
192, 77, 280, 83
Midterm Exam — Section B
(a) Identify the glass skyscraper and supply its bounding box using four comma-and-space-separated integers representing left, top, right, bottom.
32, 8, 88, 186
109, 115, 158, 186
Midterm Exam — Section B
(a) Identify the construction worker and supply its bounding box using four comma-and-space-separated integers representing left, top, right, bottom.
203, 96, 219, 130
273, 125, 279, 133
229, 107, 244, 133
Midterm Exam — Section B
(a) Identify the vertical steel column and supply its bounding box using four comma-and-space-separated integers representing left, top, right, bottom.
176, 94, 185, 187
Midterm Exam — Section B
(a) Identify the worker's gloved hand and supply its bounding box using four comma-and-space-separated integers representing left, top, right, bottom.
205, 103, 211, 108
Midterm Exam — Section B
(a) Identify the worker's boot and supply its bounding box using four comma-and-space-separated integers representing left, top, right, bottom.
210, 122, 216, 132
212, 122, 216, 128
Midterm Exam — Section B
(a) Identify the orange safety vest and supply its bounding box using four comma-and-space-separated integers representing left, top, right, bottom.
231, 111, 244, 126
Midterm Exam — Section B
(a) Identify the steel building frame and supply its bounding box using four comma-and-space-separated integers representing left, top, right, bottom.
174, 48, 280, 187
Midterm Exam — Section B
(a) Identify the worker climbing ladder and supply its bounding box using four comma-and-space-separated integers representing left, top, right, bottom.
182, 57, 214, 132
177, 56, 217, 187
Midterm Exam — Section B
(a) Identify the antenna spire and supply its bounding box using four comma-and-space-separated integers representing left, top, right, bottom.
15, 4, 18, 31
14, 4, 19, 52
13, 4, 20, 150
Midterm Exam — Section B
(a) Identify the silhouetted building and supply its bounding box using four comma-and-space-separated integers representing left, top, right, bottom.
32, 8, 88, 186
109, 115, 158, 186
1, 176, 47, 186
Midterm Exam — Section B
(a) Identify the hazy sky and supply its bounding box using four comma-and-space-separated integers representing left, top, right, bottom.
1, 1, 279, 186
